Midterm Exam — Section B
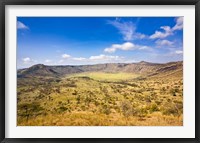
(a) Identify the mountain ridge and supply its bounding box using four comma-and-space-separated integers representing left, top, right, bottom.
17, 61, 183, 78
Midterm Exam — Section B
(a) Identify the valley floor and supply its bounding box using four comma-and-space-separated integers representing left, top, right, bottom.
17, 71, 183, 126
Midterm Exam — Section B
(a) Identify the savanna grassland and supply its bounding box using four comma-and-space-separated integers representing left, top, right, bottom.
17, 61, 183, 126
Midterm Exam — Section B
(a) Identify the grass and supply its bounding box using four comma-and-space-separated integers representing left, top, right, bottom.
67, 72, 139, 82
17, 71, 183, 126
18, 111, 183, 126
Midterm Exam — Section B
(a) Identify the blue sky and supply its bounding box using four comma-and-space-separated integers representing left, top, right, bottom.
17, 17, 183, 68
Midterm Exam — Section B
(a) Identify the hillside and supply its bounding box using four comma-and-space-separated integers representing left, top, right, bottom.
17, 61, 183, 78
17, 61, 183, 126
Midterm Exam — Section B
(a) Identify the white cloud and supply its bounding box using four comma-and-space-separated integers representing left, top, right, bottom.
17, 21, 29, 29
104, 42, 135, 53
150, 26, 173, 39
22, 57, 31, 63
175, 50, 183, 54
138, 46, 151, 50
89, 54, 122, 61
54, 54, 127, 65
155, 40, 174, 46
150, 17, 183, 39
62, 54, 71, 59
22, 57, 37, 65
73, 57, 86, 61
104, 42, 151, 53
123, 59, 138, 63
172, 17, 183, 31
58, 60, 64, 63
45, 59, 51, 63
108, 20, 146, 41
136, 33, 146, 39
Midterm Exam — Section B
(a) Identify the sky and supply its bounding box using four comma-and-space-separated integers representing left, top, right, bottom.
17, 17, 183, 69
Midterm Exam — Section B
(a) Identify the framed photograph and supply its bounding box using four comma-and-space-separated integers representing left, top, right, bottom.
0, 0, 199, 142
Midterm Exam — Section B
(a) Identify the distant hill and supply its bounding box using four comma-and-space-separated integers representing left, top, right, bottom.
17, 61, 183, 78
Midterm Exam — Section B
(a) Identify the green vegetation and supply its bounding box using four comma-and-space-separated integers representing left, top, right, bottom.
17, 62, 183, 126
67, 72, 139, 82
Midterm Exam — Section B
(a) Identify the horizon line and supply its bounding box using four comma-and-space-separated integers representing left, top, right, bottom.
17, 60, 183, 70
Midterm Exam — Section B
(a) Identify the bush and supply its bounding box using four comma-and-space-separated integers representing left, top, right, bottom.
170, 89, 176, 96
136, 107, 148, 118
120, 100, 133, 117
101, 104, 111, 115
57, 106, 69, 113
17, 102, 44, 122
162, 103, 181, 116
148, 103, 159, 113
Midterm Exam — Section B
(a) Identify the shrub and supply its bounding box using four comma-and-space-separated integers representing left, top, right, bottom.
17, 102, 44, 122
120, 100, 133, 117
149, 103, 159, 113
57, 106, 68, 113
140, 107, 148, 117
162, 103, 181, 116
76, 95, 81, 104
170, 89, 176, 96
101, 104, 111, 115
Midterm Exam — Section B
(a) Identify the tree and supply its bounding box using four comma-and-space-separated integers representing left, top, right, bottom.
18, 102, 44, 122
